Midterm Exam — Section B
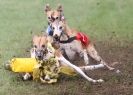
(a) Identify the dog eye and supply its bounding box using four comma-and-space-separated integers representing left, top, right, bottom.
59, 26, 62, 30
48, 17, 51, 19
42, 45, 45, 48
34, 45, 37, 48
56, 17, 59, 19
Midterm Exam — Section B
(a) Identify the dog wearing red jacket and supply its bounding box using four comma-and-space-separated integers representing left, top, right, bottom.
44, 4, 114, 70
50, 20, 115, 70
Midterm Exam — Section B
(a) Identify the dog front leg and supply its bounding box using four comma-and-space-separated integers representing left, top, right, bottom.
83, 49, 89, 65
57, 56, 104, 83
22, 48, 36, 80
22, 73, 32, 80
78, 49, 89, 65
76, 43, 89, 65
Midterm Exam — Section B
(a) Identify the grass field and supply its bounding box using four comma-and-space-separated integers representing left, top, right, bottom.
0, 0, 133, 95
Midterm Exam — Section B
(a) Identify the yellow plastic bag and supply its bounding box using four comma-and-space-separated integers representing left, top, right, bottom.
10, 58, 37, 73
60, 66, 77, 76
10, 58, 77, 76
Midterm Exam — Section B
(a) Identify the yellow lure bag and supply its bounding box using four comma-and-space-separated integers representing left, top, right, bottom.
10, 58, 37, 72
9, 58, 76, 76
60, 66, 76, 76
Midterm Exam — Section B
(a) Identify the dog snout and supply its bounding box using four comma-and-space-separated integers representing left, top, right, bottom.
51, 16, 55, 22
38, 55, 42, 59
53, 34, 59, 41
36, 50, 43, 60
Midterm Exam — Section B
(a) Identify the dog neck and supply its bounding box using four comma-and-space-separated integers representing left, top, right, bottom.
64, 23, 77, 38
64, 25, 72, 36
60, 32, 69, 41
59, 25, 77, 43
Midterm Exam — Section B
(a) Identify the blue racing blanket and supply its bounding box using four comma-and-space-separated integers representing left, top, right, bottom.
46, 25, 53, 36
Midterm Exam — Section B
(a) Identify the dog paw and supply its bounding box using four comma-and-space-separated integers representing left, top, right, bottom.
92, 79, 104, 83
97, 79, 104, 83
116, 69, 121, 74
22, 73, 32, 81
108, 67, 115, 71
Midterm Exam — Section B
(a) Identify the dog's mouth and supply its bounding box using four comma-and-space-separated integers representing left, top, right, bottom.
53, 34, 60, 42
36, 55, 43, 60
35, 49, 48, 61
36, 52, 44, 60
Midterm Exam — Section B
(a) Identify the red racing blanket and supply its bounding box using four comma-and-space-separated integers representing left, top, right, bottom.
76, 32, 90, 46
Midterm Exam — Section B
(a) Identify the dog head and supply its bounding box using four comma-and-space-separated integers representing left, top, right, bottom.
32, 35, 48, 60
44, 4, 64, 23
50, 20, 66, 40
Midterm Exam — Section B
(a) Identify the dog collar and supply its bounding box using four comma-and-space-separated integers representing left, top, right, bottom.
59, 32, 90, 46
59, 36, 76, 43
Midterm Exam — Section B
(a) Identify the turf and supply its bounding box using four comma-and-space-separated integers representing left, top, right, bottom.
0, 0, 133, 95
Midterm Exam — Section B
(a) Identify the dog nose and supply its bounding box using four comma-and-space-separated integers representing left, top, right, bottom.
36, 51, 43, 60
51, 16, 55, 21
53, 34, 59, 41
37, 55, 43, 60
38, 55, 42, 58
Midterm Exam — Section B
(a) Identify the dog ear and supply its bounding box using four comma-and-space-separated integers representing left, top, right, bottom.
33, 35, 38, 43
46, 39, 48, 44
57, 4, 63, 12
43, 35, 48, 44
61, 19, 66, 24
45, 4, 51, 12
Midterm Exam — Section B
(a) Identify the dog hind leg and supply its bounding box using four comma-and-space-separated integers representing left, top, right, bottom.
87, 44, 114, 70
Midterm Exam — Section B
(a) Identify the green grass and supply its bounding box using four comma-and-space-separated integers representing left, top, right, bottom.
0, 0, 133, 95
